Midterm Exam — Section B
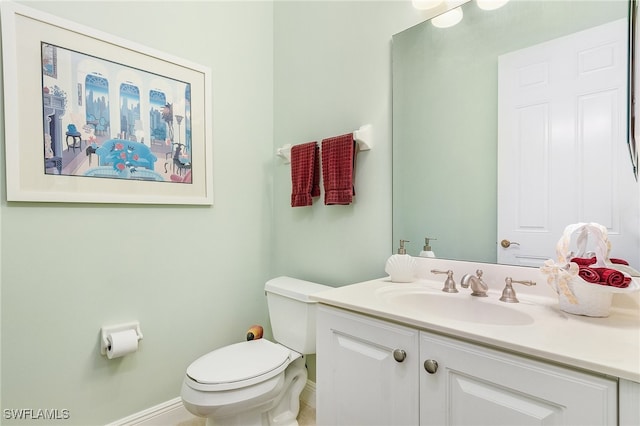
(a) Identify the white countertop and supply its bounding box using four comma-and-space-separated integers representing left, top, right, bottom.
311, 262, 640, 382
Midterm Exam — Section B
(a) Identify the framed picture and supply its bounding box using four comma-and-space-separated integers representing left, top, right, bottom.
1, 2, 213, 205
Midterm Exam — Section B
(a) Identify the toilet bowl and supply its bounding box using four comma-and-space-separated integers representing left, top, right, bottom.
181, 339, 307, 426
181, 277, 331, 426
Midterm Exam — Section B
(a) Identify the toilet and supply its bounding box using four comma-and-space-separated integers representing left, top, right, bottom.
181, 277, 331, 426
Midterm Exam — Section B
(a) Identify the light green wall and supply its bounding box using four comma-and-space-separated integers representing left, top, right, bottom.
0, 1, 425, 423
272, 1, 420, 286
272, 0, 422, 382
1, 2, 275, 424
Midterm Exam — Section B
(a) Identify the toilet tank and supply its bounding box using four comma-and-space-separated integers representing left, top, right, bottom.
265, 276, 332, 354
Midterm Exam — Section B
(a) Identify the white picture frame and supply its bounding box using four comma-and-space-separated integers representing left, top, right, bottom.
1, 2, 213, 205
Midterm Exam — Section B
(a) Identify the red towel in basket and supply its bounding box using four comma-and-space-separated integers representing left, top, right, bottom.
578, 266, 631, 288
609, 258, 630, 266
578, 267, 600, 283
571, 257, 596, 266
572, 256, 631, 267
290, 141, 320, 207
321, 133, 357, 205
590, 268, 631, 288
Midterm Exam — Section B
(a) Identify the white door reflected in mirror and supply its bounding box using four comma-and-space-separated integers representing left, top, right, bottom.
497, 19, 638, 267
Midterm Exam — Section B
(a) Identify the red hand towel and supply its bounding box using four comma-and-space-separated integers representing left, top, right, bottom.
609, 258, 630, 266
591, 267, 631, 288
321, 133, 357, 205
571, 257, 597, 266
578, 267, 600, 283
290, 142, 320, 207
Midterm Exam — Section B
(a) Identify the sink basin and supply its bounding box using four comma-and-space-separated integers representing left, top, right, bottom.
375, 285, 535, 326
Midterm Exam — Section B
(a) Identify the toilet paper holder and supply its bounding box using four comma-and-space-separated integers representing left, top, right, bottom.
100, 322, 143, 356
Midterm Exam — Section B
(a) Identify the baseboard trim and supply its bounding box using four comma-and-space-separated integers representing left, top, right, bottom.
107, 380, 316, 425
300, 379, 316, 409
105, 397, 193, 426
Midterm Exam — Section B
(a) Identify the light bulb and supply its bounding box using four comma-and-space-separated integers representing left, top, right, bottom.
476, 0, 509, 11
412, 0, 443, 10
431, 6, 463, 28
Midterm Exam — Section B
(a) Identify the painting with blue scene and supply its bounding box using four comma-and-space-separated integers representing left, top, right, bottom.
41, 42, 192, 184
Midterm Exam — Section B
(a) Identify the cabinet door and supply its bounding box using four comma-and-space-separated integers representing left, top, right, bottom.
420, 332, 617, 426
620, 379, 640, 426
317, 305, 419, 426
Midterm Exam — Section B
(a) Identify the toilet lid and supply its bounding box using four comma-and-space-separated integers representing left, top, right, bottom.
187, 339, 291, 385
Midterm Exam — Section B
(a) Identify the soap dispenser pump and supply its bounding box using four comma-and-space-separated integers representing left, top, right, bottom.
397, 239, 409, 254
419, 237, 437, 258
385, 239, 416, 283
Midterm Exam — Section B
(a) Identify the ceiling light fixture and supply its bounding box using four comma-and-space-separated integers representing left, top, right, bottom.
431, 6, 463, 28
476, 0, 510, 11
411, 0, 444, 10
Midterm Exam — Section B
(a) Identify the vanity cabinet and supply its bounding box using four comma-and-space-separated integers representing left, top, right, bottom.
316, 305, 419, 426
317, 305, 618, 426
419, 332, 616, 425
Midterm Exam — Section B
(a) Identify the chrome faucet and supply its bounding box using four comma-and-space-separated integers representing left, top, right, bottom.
460, 269, 489, 297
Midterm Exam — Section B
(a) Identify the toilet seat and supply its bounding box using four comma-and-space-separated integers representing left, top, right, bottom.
185, 339, 297, 392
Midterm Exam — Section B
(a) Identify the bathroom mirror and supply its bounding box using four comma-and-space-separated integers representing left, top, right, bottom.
392, 0, 640, 269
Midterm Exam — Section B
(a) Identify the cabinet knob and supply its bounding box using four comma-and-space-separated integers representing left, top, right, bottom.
393, 349, 407, 362
424, 359, 439, 374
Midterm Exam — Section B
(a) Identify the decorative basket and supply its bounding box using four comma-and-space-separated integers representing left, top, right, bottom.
540, 223, 639, 317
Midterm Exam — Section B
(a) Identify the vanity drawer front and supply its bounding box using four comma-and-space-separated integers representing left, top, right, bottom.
317, 305, 419, 426
419, 331, 617, 426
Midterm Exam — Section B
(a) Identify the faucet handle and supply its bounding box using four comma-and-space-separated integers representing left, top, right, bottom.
499, 277, 536, 303
431, 269, 458, 293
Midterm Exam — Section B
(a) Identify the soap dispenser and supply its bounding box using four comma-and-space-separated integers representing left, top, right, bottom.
419, 237, 437, 258
385, 239, 416, 283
